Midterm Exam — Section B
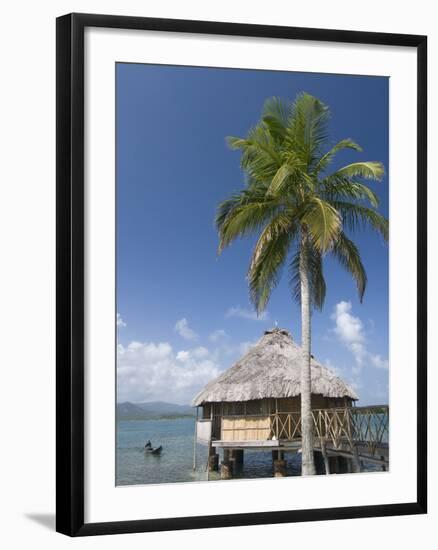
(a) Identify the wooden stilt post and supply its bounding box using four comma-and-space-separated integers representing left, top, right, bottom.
328, 456, 339, 474
228, 449, 242, 474
321, 441, 330, 475
220, 461, 233, 479
208, 451, 219, 472
351, 443, 362, 473
221, 448, 233, 479
273, 459, 287, 477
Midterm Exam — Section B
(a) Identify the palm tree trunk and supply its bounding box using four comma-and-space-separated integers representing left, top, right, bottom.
300, 235, 316, 475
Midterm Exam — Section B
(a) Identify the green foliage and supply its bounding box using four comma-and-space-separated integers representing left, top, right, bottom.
217, 92, 388, 313
248, 212, 297, 313
332, 233, 367, 302
301, 197, 342, 252
335, 161, 385, 181
313, 139, 362, 175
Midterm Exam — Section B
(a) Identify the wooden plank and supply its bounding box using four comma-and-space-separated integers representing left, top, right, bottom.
212, 440, 302, 450
317, 447, 389, 467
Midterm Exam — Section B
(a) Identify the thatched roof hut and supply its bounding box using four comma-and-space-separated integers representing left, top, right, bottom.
192, 327, 358, 407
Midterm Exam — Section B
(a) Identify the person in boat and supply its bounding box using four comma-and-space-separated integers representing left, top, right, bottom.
144, 441, 163, 454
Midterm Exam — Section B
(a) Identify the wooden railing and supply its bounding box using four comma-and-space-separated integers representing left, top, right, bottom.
311, 406, 389, 454
216, 406, 389, 455
271, 412, 301, 440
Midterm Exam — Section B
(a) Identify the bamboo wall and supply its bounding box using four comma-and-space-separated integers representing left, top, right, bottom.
221, 415, 271, 441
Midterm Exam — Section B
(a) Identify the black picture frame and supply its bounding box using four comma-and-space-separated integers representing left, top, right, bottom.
56, 12, 427, 537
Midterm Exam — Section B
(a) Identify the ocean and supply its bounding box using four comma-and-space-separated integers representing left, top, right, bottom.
116, 417, 380, 486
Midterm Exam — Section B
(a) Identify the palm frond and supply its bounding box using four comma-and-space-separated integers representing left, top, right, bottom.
261, 96, 290, 142
216, 197, 282, 252
301, 197, 342, 252
321, 174, 380, 207
331, 200, 388, 240
331, 232, 367, 301
248, 214, 296, 313
313, 139, 362, 175
285, 92, 330, 167
266, 160, 307, 197
227, 126, 282, 183
334, 161, 385, 181
227, 136, 248, 150
215, 185, 266, 229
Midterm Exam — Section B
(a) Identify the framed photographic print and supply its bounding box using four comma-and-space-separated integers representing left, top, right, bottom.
56, 13, 427, 536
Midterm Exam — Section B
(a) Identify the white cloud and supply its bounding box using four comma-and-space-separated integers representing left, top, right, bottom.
332, 301, 364, 345
370, 354, 389, 370
331, 301, 366, 368
176, 350, 190, 362
117, 326, 265, 404
117, 340, 219, 404
209, 329, 228, 343
192, 346, 209, 358
116, 313, 126, 328
177, 346, 210, 361
174, 318, 198, 341
331, 301, 389, 375
225, 306, 269, 321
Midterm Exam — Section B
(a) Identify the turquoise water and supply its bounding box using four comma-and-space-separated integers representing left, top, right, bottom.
116, 417, 380, 486
117, 417, 303, 485
117, 417, 207, 485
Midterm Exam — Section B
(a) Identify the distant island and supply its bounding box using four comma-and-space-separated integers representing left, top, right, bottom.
117, 401, 196, 421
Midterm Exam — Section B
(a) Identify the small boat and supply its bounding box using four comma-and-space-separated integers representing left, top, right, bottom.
144, 440, 162, 454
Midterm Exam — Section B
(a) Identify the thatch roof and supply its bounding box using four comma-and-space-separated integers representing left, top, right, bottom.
192, 327, 358, 406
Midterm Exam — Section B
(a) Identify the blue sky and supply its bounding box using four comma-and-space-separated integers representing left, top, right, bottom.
116, 63, 389, 406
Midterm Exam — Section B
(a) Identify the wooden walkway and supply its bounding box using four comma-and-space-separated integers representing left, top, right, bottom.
207, 406, 389, 470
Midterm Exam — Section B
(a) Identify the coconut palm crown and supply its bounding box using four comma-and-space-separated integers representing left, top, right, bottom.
216, 92, 388, 475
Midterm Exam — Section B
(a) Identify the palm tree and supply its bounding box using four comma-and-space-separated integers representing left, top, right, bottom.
216, 92, 388, 475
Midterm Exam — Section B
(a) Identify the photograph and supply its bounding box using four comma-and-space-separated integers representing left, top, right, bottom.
115, 63, 390, 486
0, 1, 430, 545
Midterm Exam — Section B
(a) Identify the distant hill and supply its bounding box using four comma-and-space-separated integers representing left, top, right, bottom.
136, 402, 194, 416
117, 401, 195, 420
117, 402, 146, 419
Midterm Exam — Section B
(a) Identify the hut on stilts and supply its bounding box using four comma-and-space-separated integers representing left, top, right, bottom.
192, 327, 368, 478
